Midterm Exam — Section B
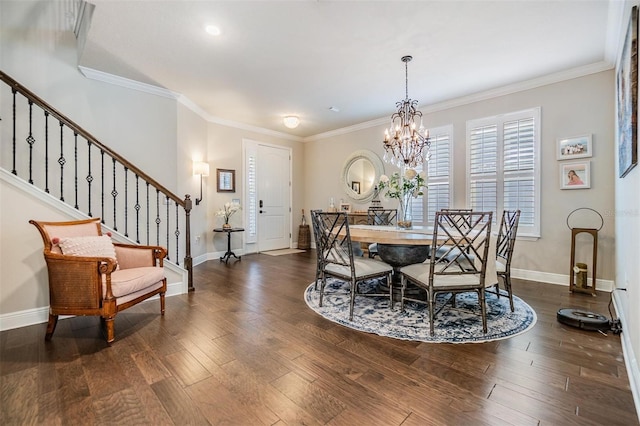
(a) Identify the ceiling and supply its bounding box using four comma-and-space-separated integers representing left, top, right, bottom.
78, 0, 623, 139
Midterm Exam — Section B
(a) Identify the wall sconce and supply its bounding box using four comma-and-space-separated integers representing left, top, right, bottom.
193, 161, 210, 206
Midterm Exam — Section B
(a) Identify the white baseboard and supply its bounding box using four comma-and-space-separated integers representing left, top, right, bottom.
0, 280, 186, 332
512, 268, 614, 292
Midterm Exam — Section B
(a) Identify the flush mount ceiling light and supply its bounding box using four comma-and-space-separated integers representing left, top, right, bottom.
205, 25, 221, 36
283, 115, 300, 129
382, 55, 431, 169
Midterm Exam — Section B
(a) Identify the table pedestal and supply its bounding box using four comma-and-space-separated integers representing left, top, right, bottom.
213, 227, 244, 263
376, 244, 430, 299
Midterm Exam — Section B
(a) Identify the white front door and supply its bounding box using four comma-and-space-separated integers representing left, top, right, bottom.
257, 144, 291, 251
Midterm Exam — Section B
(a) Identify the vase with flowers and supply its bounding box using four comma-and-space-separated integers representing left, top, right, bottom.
377, 168, 426, 229
216, 201, 241, 230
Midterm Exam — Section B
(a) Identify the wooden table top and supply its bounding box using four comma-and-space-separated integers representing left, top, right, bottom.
347, 225, 435, 245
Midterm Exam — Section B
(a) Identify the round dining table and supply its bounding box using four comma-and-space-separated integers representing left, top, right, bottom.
347, 225, 434, 296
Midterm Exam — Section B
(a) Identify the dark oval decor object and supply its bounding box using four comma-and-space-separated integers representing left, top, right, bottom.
557, 308, 610, 331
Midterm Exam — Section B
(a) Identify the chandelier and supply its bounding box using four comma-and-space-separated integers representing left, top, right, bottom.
382, 55, 430, 169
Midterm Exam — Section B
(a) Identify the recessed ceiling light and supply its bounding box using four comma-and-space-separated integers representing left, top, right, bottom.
205, 25, 221, 36
329, 106, 340, 112
283, 116, 300, 129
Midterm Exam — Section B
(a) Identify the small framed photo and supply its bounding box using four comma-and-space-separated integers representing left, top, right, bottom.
557, 134, 592, 160
560, 161, 590, 190
351, 181, 361, 194
217, 168, 235, 192
339, 202, 351, 213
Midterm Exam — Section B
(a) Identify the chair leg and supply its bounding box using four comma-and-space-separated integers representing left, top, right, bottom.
388, 272, 394, 309
319, 274, 326, 307
504, 275, 514, 312
104, 317, 115, 343
349, 279, 356, 321
400, 275, 405, 312
479, 289, 487, 334
160, 292, 166, 315
44, 314, 58, 340
429, 288, 435, 336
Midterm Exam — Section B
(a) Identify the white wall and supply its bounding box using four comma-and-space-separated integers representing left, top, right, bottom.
614, 0, 640, 412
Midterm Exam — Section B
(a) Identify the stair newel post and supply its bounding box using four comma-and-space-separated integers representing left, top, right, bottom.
183, 194, 194, 292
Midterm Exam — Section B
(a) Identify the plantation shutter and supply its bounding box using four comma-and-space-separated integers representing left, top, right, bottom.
467, 108, 540, 236
245, 147, 258, 243
410, 125, 452, 225
503, 117, 535, 227
469, 125, 498, 216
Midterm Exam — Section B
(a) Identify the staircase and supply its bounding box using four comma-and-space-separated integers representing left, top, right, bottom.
0, 70, 195, 291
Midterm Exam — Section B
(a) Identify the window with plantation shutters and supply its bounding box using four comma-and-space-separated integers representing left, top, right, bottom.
466, 108, 540, 237
411, 125, 452, 225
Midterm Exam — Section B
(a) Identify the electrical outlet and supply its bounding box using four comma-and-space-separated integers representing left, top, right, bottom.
195, 235, 200, 243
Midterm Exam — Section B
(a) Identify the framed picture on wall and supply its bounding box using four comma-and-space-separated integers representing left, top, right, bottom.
557, 134, 592, 160
339, 202, 351, 213
616, 5, 638, 178
216, 168, 235, 192
560, 161, 590, 190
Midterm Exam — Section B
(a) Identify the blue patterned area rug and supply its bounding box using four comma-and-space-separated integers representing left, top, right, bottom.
304, 278, 537, 344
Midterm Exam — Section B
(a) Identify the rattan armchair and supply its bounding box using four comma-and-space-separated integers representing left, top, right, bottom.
30, 218, 167, 344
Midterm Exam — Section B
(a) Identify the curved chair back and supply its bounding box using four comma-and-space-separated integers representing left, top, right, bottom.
496, 209, 521, 270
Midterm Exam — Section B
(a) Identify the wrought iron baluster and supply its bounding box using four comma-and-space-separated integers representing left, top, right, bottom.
11, 88, 16, 175
111, 157, 118, 231
101, 150, 105, 224
58, 121, 65, 202
155, 189, 161, 246
146, 182, 150, 245
165, 196, 170, 261
174, 204, 180, 265
124, 166, 129, 237
27, 100, 35, 184
135, 174, 140, 243
44, 112, 49, 193
73, 132, 78, 209
86, 141, 93, 216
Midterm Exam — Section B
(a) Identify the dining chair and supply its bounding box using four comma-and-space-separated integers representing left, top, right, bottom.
487, 209, 521, 311
310, 209, 324, 290
315, 212, 394, 320
400, 211, 496, 335
366, 208, 397, 258
433, 208, 473, 260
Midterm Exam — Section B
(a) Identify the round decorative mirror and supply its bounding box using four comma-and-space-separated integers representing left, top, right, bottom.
341, 150, 384, 203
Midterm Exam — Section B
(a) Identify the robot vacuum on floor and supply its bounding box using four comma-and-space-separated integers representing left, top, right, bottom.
557, 308, 610, 331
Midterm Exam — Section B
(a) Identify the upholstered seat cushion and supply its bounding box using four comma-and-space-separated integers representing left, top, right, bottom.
325, 257, 393, 280
103, 266, 164, 298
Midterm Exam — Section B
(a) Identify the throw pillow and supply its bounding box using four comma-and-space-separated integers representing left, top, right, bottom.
58, 235, 118, 265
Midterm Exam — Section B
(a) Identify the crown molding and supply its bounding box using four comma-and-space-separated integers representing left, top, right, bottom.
78, 66, 179, 99
80, 60, 613, 144
304, 60, 614, 142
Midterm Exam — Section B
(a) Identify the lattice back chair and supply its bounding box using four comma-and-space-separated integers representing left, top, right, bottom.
434, 208, 474, 260
366, 208, 397, 258
489, 209, 521, 311
316, 212, 394, 320
310, 209, 324, 290
400, 211, 497, 335
30, 218, 167, 344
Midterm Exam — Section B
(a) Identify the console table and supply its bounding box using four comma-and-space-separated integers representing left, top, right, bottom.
213, 227, 244, 263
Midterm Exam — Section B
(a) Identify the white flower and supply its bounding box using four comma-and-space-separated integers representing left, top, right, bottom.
404, 168, 417, 180
216, 201, 241, 223
379, 174, 390, 184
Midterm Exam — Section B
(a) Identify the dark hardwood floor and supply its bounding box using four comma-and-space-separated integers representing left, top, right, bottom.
1, 251, 637, 425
